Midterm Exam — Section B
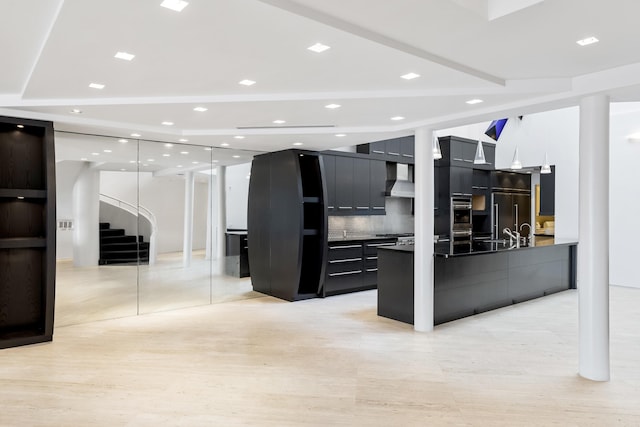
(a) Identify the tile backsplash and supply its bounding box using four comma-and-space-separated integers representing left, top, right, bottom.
328, 198, 414, 238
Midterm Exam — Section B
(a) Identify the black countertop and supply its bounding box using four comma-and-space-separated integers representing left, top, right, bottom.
379, 238, 577, 257
328, 234, 411, 243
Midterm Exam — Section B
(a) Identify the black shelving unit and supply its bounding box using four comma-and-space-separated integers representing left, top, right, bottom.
0, 116, 56, 349
247, 150, 327, 301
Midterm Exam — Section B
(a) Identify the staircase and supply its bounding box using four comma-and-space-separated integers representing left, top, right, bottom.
99, 222, 149, 265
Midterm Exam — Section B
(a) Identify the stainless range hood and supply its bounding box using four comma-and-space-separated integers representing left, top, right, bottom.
385, 163, 415, 198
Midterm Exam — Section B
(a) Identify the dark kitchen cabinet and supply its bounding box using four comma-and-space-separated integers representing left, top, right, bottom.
539, 166, 555, 216
450, 167, 473, 197
353, 158, 371, 214
437, 136, 495, 169
334, 156, 354, 215
472, 169, 491, 215
369, 160, 386, 214
248, 150, 328, 301
492, 171, 531, 192
400, 137, 415, 161
225, 232, 250, 278
356, 136, 415, 164
0, 116, 56, 350
322, 155, 336, 214
385, 138, 401, 159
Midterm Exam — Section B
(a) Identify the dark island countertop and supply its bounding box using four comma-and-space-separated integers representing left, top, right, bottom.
379, 238, 577, 257
328, 233, 412, 243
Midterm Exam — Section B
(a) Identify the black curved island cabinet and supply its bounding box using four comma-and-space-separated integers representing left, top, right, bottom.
248, 150, 328, 301
0, 116, 56, 349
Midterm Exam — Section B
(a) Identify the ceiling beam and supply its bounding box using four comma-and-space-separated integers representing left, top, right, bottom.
255, 0, 505, 86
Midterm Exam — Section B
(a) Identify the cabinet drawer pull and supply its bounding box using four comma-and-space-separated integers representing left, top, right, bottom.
402, 154, 414, 158
366, 268, 378, 272
366, 242, 396, 247
366, 256, 378, 260
388, 152, 400, 156
372, 206, 385, 210
356, 206, 369, 210
338, 206, 352, 210
453, 158, 464, 161
372, 150, 385, 154
329, 270, 362, 277
328, 205, 335, 209
329, 258, 362, 263
329, 245, 361, 250
463, 159, 474, 163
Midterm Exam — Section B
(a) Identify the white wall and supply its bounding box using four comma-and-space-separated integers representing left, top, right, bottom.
225, 163, 251, 230
100, 171, 209, 253
609, 104, 640, 288
55, 160, 86, 260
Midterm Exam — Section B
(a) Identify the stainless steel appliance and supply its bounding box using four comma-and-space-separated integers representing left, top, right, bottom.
491, 192, 531, 242
450, 196, 472, 252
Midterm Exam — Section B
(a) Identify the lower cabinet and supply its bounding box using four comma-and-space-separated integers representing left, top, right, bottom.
323, 238, 397, 296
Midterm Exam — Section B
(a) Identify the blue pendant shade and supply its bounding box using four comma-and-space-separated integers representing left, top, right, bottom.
485, 118, 508, 141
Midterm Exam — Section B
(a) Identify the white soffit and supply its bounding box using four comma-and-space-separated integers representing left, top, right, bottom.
450, 0, 544, 21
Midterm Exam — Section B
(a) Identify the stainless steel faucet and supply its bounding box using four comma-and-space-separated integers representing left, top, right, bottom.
503, 227, 520, 248
519, 223, 531, 246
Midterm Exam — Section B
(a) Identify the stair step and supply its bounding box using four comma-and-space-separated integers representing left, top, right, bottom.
99, 258, 149, 266
100, 235, 138, 244
100, 228, 125, 237
99, 222, 111, 230
100, 250, 149, 260
99, 241, 149, 250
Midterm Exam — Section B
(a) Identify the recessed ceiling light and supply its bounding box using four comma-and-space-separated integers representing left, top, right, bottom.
466, 99, 483, 105
103, 149, 112, 153
239, 79, 256, 86
120, 168, 126, 171
177, 165, 183, 168
221, 143, 230, 147
232, 155, 241, 159
80, 157, 88, 161
307, 43, 330, 53
147, 159, 155, 162
129, 160, 136, 164
16, 124, 24, 128
273, 120, 286, 124
234, 136, 245, 139
204, 147, 212, 151
193, 107, 208, 112
143, 164, 149, 167
161, 121, 174, 126
70, 108, 82, 114
131, 133, 141, 137
335, 133, 346, 137
293, 142, 303, 146
401, 72, 420, 80
213, 160, 219, 163
165, 143, 174, 148
325, 104, 341, 109
118, 139, 128, 143
180, 151, 189, 154
91, 152, 100, 156
577, 36, 599, 46
160, 0, 189, 12
163, 154, 171, 157
192, 161, 199, 164
178, 139, 188, 142
391, 116, 405, 121
114, 51, 135, 61
89, 83, 105, 89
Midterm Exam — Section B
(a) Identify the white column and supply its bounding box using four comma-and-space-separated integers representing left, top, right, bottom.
183, 171, 195, 267
205, 173, 214, 260
414, 127, 435, 332
72, 164, 100, 267
216, 165, 227, 272
578, 94, 610, 381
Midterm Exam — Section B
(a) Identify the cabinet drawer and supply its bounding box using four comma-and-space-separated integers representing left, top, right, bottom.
328, 244, 363, 260
327, 259, 363, 275
325, 271, 364, 295
363, 240, 397, 255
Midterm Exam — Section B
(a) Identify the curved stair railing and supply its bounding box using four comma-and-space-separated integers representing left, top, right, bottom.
99, 194, 158, 265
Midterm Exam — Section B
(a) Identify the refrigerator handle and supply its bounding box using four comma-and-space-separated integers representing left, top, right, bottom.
514, 203, 519, 230
493, 203, 499, 239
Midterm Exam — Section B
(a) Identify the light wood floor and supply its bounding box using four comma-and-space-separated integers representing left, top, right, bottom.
2, 286, 640, 426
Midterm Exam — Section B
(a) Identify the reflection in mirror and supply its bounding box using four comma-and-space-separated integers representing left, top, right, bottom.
137, 140, 213, 313
54, 132, 139, 325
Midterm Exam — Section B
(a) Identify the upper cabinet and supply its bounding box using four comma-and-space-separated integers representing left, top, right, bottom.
539, 166, 555, 216
321, 153, 386, 216
437, 136, 495, 170
356, 136, 415, 164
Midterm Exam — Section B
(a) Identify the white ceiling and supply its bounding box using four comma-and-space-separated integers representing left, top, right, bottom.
3, 0, 640, 160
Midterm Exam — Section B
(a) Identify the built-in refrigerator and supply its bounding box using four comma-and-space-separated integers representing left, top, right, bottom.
491, 192, 531, 240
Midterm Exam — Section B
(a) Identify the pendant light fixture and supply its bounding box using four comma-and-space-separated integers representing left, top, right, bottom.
510, 146, 522, 170
473, 139, 486, 164
540, 152, 552, 174
433, 135, 442, 160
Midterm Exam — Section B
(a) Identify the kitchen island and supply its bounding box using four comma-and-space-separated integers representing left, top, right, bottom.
377, 239, 577, 325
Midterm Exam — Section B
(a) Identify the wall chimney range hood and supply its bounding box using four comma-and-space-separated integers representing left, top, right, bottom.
385, 163, 415, 198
